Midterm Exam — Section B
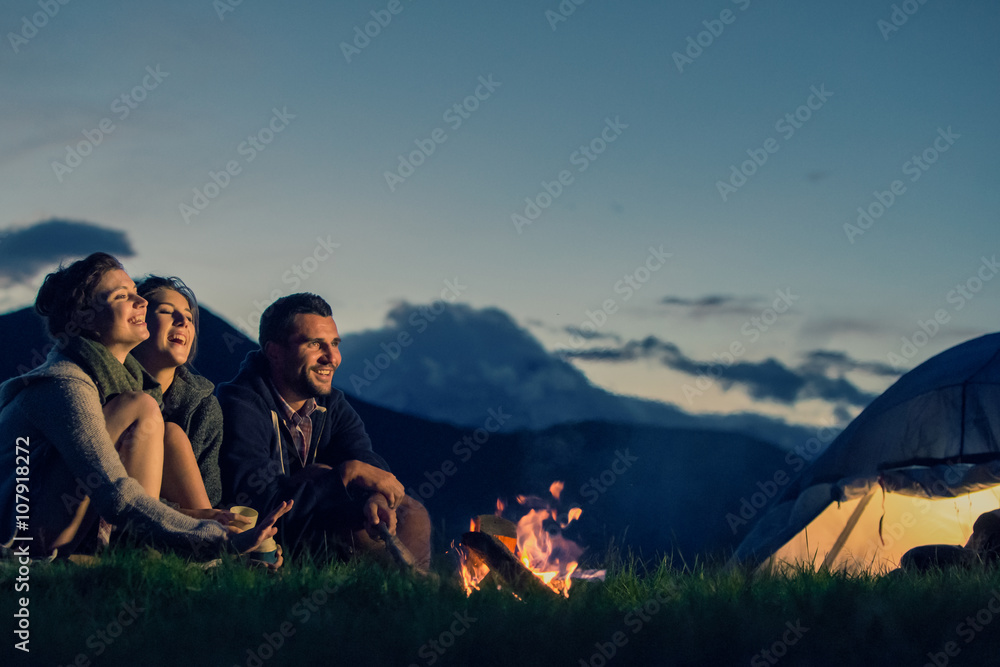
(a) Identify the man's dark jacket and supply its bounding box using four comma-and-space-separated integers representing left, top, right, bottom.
217, 350, 389, 548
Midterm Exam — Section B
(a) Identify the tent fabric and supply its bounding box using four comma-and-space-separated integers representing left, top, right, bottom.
733, 332, 1000, 570
770, 485, 1000, 572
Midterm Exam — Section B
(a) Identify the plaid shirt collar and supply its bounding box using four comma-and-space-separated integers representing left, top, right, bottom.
270, 381, 318, 466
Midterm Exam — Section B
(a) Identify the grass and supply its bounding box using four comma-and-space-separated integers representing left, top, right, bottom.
4, 547, 1000, 666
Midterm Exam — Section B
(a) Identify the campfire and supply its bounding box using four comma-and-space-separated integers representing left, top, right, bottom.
456, 482, 605, 598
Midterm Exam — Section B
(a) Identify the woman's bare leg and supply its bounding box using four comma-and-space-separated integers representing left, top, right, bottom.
43, 392, 163, 553
161, 422, 212, 510
102, 391, 164, 498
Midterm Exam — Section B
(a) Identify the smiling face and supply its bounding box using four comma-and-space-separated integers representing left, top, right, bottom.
136, 288, 195, 370
88, 268, 148, 362
265, 313, 341, 409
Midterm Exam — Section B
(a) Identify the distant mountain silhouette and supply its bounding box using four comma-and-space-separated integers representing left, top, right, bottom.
0, 305, 790, 559
333, 301, 817, 448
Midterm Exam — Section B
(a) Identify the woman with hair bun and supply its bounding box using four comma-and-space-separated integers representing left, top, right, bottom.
0, 252, 290, 560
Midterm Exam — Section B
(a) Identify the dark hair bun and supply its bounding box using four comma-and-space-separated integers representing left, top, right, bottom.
33, 252, 124, 341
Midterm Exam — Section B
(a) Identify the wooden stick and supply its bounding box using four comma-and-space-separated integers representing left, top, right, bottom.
376, 523, 418, 571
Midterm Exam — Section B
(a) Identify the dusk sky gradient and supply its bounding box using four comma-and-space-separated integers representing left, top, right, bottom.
1, 0, 997, 430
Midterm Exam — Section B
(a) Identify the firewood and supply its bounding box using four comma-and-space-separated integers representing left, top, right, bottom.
461, 531, 556, 598
473, 515, 518, 553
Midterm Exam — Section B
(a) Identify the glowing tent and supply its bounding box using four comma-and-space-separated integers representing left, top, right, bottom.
733, 333, 1000, 572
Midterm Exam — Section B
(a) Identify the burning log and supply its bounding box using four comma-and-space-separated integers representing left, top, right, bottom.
457, 483, 605, 598
460, 530, 557, 598
472, 514, 517, 552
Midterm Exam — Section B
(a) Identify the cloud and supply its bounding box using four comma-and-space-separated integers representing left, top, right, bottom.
0, 219, 134, 286
832, 404, 855, 424
800, 316, 990, 355
661, 295, 740, 308
563, 336, 684, 363
563, 325, 622, 343
798, 349, 900, 378
659, 294, 766, 318
560, 336, 897, 407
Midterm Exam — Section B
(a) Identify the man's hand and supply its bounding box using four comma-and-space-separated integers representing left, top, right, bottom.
339, 460, 404, 509
363, 492, 397, 538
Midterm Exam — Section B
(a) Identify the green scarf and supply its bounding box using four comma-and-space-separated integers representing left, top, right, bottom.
64, 335, 163, 407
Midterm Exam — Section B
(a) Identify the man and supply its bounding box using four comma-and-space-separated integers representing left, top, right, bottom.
217, 293, 430, 567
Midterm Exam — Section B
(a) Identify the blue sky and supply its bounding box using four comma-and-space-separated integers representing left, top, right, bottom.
1, 0, 997, 428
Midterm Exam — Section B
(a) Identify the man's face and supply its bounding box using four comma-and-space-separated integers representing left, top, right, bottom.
266, 313, 341, 404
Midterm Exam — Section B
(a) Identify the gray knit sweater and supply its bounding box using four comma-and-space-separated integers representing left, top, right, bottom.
0, 348, 229, 558
162, 366, 223, 507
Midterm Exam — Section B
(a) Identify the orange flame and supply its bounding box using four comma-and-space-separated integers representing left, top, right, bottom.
459, 483, 597, 598
452, 540, 490, 596
516, 508, 583, 597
